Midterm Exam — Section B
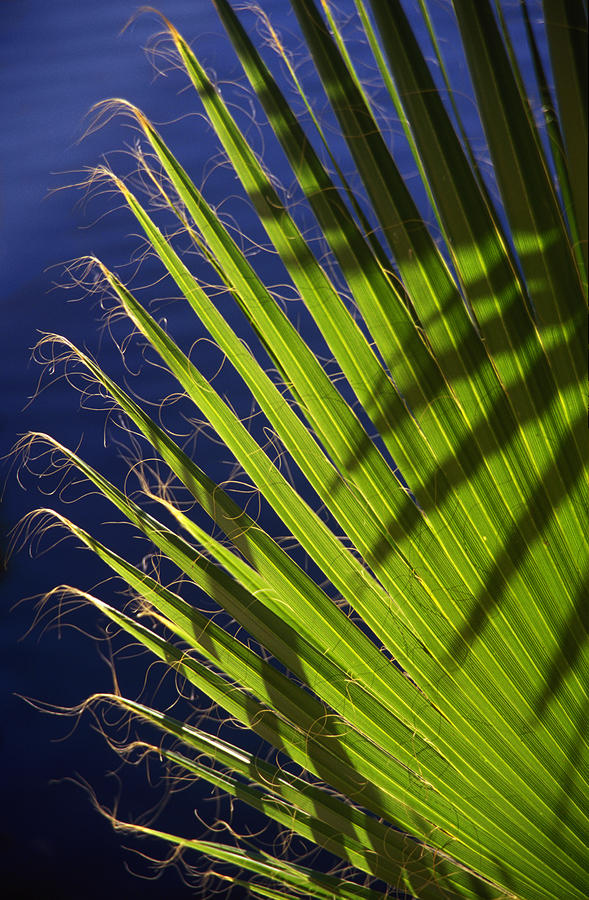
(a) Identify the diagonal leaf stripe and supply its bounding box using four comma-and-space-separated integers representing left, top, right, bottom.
27, 323, 587, 897
24, 3, 588, 898
66, 582, 579, 900
542, 0, 588, 280
38, 330, 589, 846
97, 113, 589, 825
99, 695, 493, 899
164, 4, 588, 747
109, 86, 584, 796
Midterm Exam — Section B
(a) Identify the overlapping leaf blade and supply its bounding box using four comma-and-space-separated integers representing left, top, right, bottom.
26, 2, 587, 898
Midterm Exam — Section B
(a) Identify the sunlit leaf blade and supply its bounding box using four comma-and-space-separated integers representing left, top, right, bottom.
168, 10, 588, 784
104, 695, 502, 899
518, 0, 585, 283
23, 2, 588, 898
451, 0, 585, 400
543, 0, 588, 279
104, 815, 387, 899
108, 165, 589, 807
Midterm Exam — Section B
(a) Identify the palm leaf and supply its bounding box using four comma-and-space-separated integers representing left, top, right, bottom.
23, 2, 587, 898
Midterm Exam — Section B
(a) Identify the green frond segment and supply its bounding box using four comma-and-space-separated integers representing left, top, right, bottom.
117, 41, 589, 812
30, 2, 588, 899
451, 0, 585, 395
543, 0, 588, 280
92, 694, 481, 898
68, 587, 496, 899
120, 15, 588, 796
208, 0, 589, 672
95, 238, 589, 845
518, 0, 585, 284
107, 817, 387, 899
38, 424, 582, 899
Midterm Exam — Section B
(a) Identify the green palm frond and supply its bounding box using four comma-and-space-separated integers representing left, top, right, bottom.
23, 2, 587, 898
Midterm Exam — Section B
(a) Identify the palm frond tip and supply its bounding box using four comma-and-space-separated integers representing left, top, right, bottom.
25, 2, 588, 899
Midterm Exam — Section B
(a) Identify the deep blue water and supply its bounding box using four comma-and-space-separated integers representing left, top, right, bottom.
1, 2, 546, 898
1, 5, 255, 896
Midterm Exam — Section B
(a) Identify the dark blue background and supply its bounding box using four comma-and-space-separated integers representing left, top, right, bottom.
1, 2, 545, 898
1, 4, 262, 897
